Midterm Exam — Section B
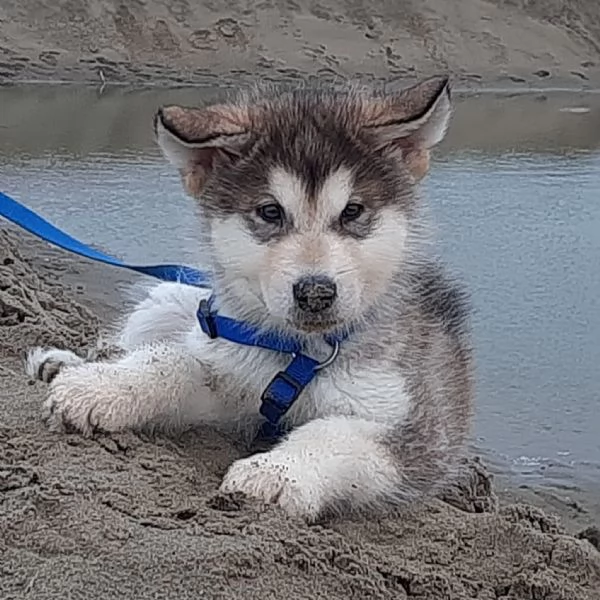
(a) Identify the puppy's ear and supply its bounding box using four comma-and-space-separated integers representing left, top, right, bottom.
154, 104, 253, 198
361, 76, 451, 181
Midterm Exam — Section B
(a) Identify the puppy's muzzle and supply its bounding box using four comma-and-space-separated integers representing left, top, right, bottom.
293, 275, 337, 313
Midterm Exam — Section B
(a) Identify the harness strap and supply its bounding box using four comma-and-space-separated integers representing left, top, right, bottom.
260, 353, 320, 423
197, 298, 304, 354
197, 299, 342, 427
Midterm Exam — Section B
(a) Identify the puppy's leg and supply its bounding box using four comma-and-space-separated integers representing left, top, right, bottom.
221, 414, 453, 520
27, 342, 220, 435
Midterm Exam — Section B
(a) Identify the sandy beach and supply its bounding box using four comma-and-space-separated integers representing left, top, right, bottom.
2, 0, 600, 597
1, 226, 599, 598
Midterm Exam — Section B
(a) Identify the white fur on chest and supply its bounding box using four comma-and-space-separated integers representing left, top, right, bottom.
185, 324, 411, 427
309, 363, 411, 423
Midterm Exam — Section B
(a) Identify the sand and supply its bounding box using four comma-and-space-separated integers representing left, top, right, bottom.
0, 0, 600, 88
1, 227, 600, 600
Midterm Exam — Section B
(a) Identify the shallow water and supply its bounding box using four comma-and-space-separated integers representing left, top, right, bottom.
1, 85, 599, 491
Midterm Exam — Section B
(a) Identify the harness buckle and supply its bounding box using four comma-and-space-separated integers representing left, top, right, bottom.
197, 298, 218, 339
260, 370, 303, 424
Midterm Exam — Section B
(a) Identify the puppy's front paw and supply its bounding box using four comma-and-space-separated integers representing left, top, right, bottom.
37, 364, 130, 436
41, 368, 101, 435
26, 347, 85, 383
219, 450, 326, 520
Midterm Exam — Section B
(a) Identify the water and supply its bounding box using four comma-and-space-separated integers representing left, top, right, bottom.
428, 153, 600, 489
1, 85, 599, 491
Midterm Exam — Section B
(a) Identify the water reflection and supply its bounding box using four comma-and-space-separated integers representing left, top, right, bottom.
2, 84, 600, 156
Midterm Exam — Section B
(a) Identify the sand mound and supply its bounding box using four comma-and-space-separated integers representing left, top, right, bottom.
1, 229, 599, 600
0, 230, 97, 356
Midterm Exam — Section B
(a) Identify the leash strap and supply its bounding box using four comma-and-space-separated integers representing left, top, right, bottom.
0, 191, 211, 288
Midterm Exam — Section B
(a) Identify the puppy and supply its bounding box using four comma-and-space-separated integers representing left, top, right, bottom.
27, 76, 473, 520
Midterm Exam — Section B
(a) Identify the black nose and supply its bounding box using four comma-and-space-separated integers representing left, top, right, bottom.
293, 275, 337, 313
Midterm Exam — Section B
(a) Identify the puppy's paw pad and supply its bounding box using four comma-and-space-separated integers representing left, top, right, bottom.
26, 347, 85, 383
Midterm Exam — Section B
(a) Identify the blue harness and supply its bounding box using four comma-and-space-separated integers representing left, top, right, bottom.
0, 191, 344, 438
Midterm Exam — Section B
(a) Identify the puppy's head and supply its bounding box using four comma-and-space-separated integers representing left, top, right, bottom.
154, 77, 451, 335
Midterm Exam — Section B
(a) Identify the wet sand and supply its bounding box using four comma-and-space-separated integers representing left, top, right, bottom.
0, 0, 599, 89
1, 227, 600, 599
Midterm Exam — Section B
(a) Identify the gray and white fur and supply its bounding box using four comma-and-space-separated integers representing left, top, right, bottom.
26, 76, 474, 520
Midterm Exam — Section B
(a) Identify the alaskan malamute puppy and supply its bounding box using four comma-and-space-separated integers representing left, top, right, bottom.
28, 76, 473, 520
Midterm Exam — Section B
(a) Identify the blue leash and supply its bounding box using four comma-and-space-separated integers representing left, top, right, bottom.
0, 191, 210, 287
0, 191, 345, 437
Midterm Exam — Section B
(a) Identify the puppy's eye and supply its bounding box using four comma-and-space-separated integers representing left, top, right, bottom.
257, 203, 284, 224
340, 202, 364, 222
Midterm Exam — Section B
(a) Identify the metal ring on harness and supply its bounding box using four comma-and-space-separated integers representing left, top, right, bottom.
314, 340, 340, 371
288, 340, 340, 372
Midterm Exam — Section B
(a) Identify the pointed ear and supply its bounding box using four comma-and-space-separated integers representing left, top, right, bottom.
362, 76, 452, 181
154, 104, 253, 198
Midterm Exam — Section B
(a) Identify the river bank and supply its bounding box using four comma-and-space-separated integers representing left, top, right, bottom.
1, 0, 600, 90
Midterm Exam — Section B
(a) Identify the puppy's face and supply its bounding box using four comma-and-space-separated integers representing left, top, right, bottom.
155, 77, 451, 334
